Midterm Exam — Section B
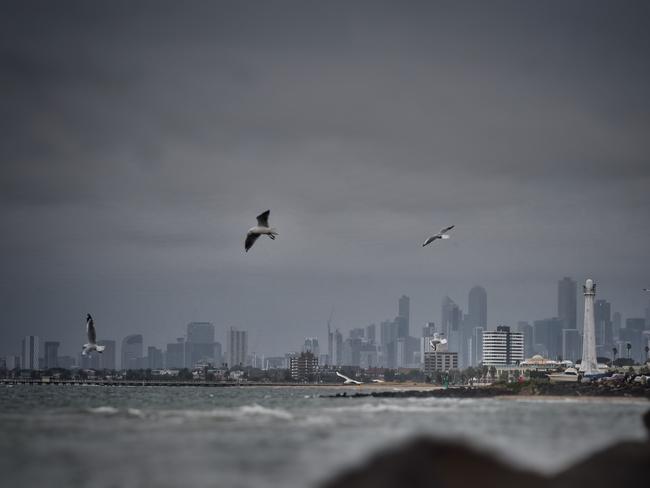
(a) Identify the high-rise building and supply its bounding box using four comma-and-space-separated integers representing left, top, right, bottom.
186, 322, 218, 368
303, 337, 320, 357
166, 338, 185, 369
43, 341, 59, 369
121, 334, 143, 370
612, 311, 622, 340
97, 340, 116, 370
467, 286, 487, 329
366, 324, 376, 344
422, 322, 436, 337
423, 351, 458, 375
558, 277, 577, 330
21, 335, 39, 370
482, 326, 524, 366
289, 352, 318, 382
533, 318, 564, 360
147, 346, 164, 369
228, 327, 248, 368
334, 329, 343, 366
563, 329, 582, 363
594, 299, 613, 348
472, 326, 484, 366
349, 328, 365, 340
398, 295, 410, 338
517, 321, 534, 358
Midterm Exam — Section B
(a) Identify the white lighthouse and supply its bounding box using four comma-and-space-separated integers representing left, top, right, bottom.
579, 278, 599, 375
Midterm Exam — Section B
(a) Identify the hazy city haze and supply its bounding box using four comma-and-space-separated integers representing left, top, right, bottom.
1, 0, 650, 357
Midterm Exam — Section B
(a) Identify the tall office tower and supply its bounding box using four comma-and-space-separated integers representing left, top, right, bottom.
558, 277, 577, 330
349, 328, 365, 340
612, 311, 622, 340
467, 286, 487, 329
422, 322, 436, 337
303, 337, 320, 357
397, 295, 410, 338
147, 346, 164, 369
594, 299, 613, 350
482, 326, 524, 366
43, 341, 59, 369
646, 301, 650, 329
472, 326, 484, 365
166, 338, 185, 369
21, 335, 39, 370
533, 318, 564, 360
366, 324, 376, 343
186, 322, 217, 368
334, 329, 343, 366
327, 320, 333, 366
97, 340, 116, 370
441, 297, 462, 337
580, 279, 598, 374
228, 327, 248, 367
517, 321, 534, 358
563, 329, 582, 363
121, 334, 143, 370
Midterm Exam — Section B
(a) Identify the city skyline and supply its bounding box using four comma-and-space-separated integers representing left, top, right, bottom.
4, 277, 648, 366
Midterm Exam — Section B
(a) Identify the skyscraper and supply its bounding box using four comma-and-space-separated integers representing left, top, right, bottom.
558, 277, 577, 330
43, 341, 59, 369
98, 340, 116, 370
121, 334, 143, 370
468, 286, 487, 329
482, 326, 524, 366
533, 318, 564, 360
563, 329, 582, 363
147, 346, 164, 369
517, 321, 534, 359
21, 335, 39, 370
594, 299, 613, 350
334, 329, 343, 366
228, 327, 247, 367
166, 338, 185, 369
186, 322, 218, 368
398, 295, 410, 338
441, 297, 462, 356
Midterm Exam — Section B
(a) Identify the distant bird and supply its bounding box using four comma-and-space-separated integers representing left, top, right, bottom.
245, 210, 278, 252
422, 225, 455, 247
82, 314, 105, 355
643, 288, 650, 292
336, 371, 363, 385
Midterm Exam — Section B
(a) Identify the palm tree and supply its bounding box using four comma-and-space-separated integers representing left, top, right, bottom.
645, 345, 649, 362
612, 347, 617, 361
626, 343, 632, 359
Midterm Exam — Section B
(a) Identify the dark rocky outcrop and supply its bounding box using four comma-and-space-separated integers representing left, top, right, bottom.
323, 411, 650, 488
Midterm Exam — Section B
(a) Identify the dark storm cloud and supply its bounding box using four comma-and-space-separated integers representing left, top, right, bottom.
1, 1, 649, 356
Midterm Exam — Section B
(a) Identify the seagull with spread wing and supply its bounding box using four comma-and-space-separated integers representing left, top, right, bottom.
82, 314, 105, 355
245, 210, 278, 252
422, 225, 455, 247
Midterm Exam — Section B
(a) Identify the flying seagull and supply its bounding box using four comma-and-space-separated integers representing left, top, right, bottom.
643, 288, 650, 292
245, 210, 278, 252
422, 225, 455, 247
82, 314, 105, 355
429, 337, 448, 352
336, 371, 363, 385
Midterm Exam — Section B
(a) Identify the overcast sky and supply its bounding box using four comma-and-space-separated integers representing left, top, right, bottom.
1, 0, 649, 357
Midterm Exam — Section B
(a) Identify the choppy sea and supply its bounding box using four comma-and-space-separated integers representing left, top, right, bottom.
0, 385, 647, 487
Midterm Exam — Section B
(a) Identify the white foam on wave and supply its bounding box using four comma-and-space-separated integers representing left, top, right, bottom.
158, 404, 294, 422
86, 406, 120, 415
328, 402, 451, 415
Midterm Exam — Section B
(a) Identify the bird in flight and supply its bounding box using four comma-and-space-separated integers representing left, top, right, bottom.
245, 210, 278, 252
429, 337, 448, 351
643, 288, 650, 292
422, 225, 455, 247
82, 314, 105, 355
336, 371, 363, 385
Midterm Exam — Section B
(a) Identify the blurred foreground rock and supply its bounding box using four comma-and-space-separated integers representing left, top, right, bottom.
323, 410, 650, 488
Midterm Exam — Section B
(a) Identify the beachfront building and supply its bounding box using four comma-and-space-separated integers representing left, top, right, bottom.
289, 351, 318, 382
423, 351, 458, 376
482, 326, 524, 366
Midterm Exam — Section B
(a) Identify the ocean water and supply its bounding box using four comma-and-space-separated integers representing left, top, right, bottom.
0, 385, 647, 488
